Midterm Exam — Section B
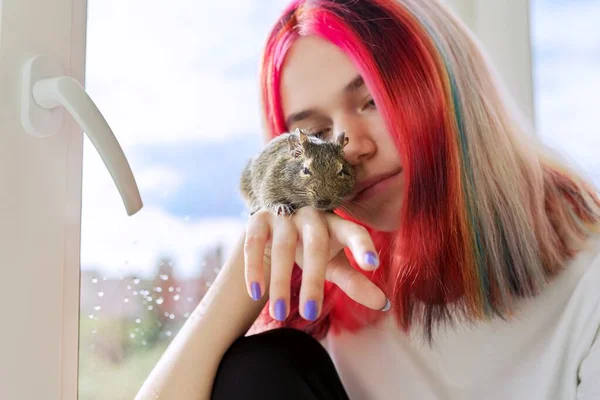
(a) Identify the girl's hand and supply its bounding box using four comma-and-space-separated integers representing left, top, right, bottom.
243, 206, 389, 322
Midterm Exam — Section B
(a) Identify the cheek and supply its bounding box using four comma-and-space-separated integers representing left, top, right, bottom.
370, 116, 401, 161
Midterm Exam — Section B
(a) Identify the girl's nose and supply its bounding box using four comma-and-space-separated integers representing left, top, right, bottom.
337, 126, 376, 165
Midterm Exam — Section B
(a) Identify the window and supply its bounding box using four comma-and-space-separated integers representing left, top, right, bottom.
530, 0, 600, 187
78, 1, 290, 398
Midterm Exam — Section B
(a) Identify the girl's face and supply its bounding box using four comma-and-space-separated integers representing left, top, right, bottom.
280, 35, 404, 231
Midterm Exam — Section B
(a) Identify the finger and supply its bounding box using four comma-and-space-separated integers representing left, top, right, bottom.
326, 251, 389, 311
244, 211, 271, 301
325, 214, 380, 271
295, 208, 329, 321
268, 215, 298, 321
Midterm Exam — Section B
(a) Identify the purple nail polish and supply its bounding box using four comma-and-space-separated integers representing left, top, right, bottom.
251, 282, 261, 301
364, 251, 379, 267
304, 300, 318, 321
274, 299, 286, 321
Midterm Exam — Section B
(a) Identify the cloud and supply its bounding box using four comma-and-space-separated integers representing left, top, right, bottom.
531, 0, 600, 52
84, 0, 291, 147
79, 0, 291, 277
81, 146, 247, 279
136, 165, 184, 193
530, 0, 600, 176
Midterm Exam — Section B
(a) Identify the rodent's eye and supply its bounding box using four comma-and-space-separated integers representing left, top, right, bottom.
338, 169, 346, 177
302, 166, 312, 176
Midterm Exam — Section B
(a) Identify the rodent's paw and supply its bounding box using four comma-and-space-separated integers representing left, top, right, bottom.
273, 204, 296, 217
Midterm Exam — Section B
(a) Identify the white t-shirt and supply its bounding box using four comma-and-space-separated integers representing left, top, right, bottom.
321, 234, 600, 400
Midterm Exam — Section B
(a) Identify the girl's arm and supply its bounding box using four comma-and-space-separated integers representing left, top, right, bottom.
134, 232, 269, 400
135, 207, 387, 400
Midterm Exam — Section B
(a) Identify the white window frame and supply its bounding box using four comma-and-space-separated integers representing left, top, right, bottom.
1, 0, 87, 399
0, 0, 533, 399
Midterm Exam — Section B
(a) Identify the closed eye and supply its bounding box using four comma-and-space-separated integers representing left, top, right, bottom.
362, 98, 376, 111
308, 128, 331, 140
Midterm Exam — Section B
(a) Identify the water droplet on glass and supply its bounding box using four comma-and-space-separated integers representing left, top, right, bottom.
130, 333, 136, 338
169, 313, 175, 320
154, 287, 163, 293
142, 340, 147, 346
173, 294, 180, 301
205, 281, 212, 288
160, 274, 169, 281
134, 327, 140, 332
164, 312, 170, 317
156, 297, 164, 305
133, 278, 141, 285
184, 312, 191, 318
92, 277, 98, 283
133, 290, 139, 296
127, 285, 132, 290
102, 277, 107, 281
94, 305, 101, 311
168, 286, 174, 292
135, 318, 141, 324
187, 296, 193, 302
146, 296, 154, 302
92, 329, 97, 334
214, 267, 220, 274
148, 305, 154, 311
88, 314, 94, 319
166, 331, 172, 337
124, 297, 129, 303
98, 291, 104, 297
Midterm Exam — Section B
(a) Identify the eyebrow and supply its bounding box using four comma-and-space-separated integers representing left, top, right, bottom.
285, 74, 365, 127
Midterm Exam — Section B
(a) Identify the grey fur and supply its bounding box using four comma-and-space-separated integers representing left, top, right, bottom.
239, 128, 356, 216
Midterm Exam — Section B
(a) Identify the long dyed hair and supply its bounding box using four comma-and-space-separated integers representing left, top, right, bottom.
251, 0, 600, 341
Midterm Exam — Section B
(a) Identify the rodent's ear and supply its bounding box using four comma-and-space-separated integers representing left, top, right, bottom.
336, 131, 349, 148
298, 129, 309, 144
287, 133, 303, 159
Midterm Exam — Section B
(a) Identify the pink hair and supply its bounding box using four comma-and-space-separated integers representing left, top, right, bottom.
251, 0, 600, 341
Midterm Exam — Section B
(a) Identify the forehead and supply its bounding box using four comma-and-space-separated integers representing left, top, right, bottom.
280, 35, 359, 121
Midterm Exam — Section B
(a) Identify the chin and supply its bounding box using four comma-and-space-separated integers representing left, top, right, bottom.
344, 198, 403, 232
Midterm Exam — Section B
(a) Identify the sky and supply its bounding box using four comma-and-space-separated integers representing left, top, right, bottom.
80, 0, 600, 280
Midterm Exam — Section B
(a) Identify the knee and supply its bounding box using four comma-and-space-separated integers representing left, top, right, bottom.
210, 328, 328, 398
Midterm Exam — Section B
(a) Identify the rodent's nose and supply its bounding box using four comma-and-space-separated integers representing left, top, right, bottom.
316, 199, 332, 208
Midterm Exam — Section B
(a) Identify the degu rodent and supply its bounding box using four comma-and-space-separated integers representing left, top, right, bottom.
240, 128, 356, 216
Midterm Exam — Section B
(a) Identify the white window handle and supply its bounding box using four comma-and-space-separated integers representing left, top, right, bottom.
21, 54, 143, 216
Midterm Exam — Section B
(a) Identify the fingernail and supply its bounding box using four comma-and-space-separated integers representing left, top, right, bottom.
380, 297, 391, 312
274, 299, 287, 321
250, 282, 261, 301
304, 300, 318, 321
364, 251, 379, 268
